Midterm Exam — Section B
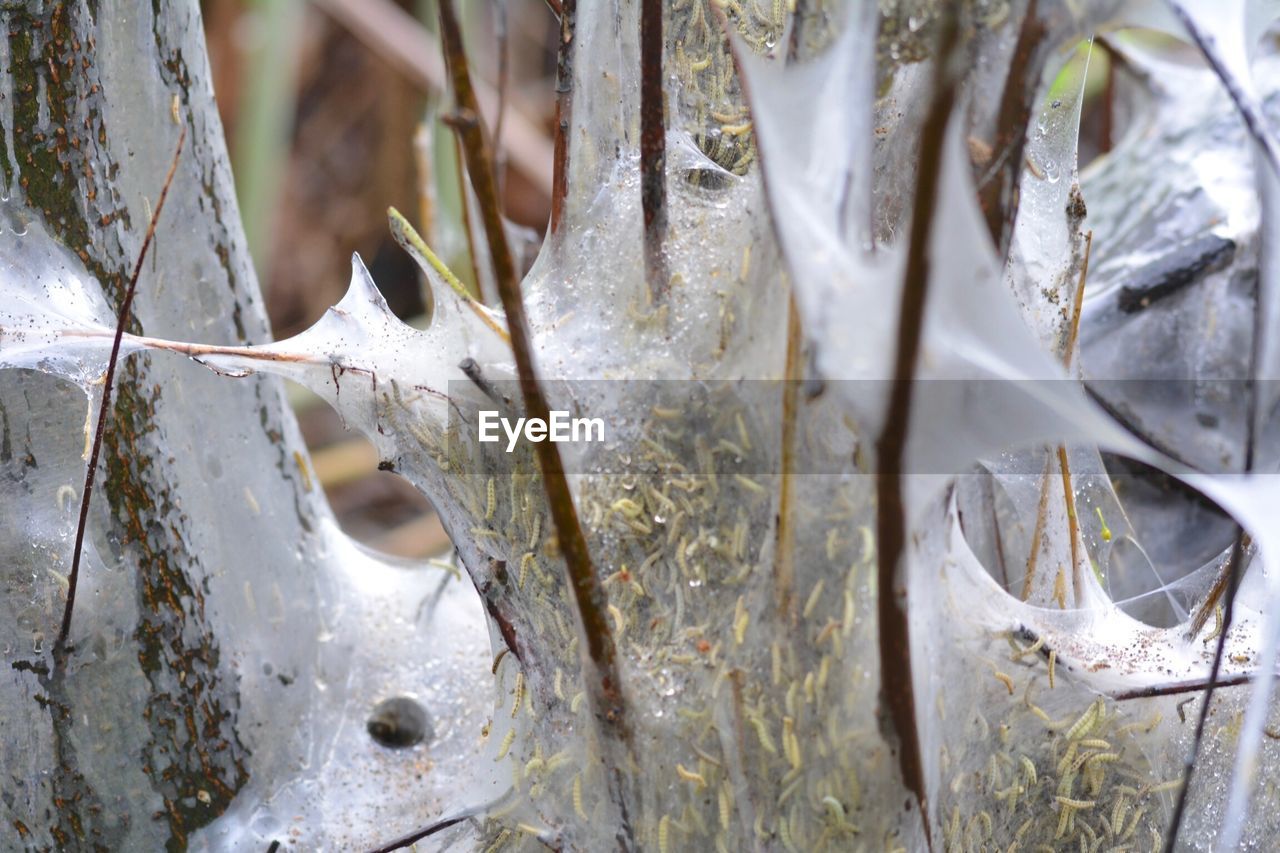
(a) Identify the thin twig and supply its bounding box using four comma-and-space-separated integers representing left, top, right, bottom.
875, 19, 959, 849
1055, 234, 1093, 604
1020, 230, 1093, 606
365, 813, 469, 853
640, 0, 669, 303
1056, 446, 1084, 605
434, 0, 635, 840
1186, 536, 1252, 641
1162, 5, 1270, 833
365, 791, 513, 853
550, 0, 576, 233
1112, 670, 1257, 702
725, 669, 761, 842
1062, 230, 1092, 367
55, 125, 187, 657
774, 296, 802, 619
1162, 529, 1247, 852
1020, 461, 1052, 601
976, 0, 1046, 258
983, 475, 1011, 589
1166, 0, 1280, 176
448, 131, 495, 303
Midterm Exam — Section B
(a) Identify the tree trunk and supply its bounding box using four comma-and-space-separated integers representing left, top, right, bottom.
0, 3, 489, 849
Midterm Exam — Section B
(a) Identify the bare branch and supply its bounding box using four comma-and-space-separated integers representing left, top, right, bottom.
551, 0, 577, 233
55, 125, 187, 658
774, 298, 802, 619
1113, 670, 1257, 702
640, 0, 669, 303
433, 0, 635, 839
875, 20, 960, 848
976, 0, 1046, 258
1162, 529, 1247, 852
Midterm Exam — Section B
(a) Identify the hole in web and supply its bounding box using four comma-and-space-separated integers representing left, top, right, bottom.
367, 696, 433, 749
285, 379, 451, 559
956, 448, 1238, 629
1100, 453, 1236, 626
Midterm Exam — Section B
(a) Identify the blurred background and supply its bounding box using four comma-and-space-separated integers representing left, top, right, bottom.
202, 0, 558, 559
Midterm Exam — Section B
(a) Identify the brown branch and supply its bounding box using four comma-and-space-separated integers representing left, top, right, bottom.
1112, 669, 1257, 702
365, 813, 470, 853
640, 0, 669, 303
1056, 233, 1092, 605
983, 475, 1011, 589
786, 0, 813, 62
55, 125, 187, 658
875, 20, 959, 849
1017, 230, 1097, 606
976, 0, 1046, 257
725, 669, 761, 841
1163, 6, 1273, 841
1187, 535, 1252, 641
1020, 461, 1052, 601
1167, 0, 1280, 177
774, 296, 802, 619
365, 791, 514, 853
550, 0, 577, 233
1163, 528, 1247, 852
434, 0, 634, 835
1062, 230, 1092, 367
451, 132, 488, 298
1056, 446, 1084, 605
